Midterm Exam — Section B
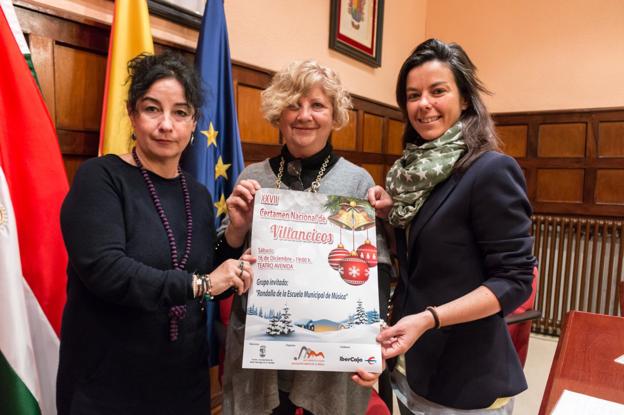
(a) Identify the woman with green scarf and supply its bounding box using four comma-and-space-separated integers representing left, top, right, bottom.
369, 39, 536, 414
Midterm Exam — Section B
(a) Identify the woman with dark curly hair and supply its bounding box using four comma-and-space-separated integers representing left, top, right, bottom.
56, 51, 255, 415
370, 39, 536, 414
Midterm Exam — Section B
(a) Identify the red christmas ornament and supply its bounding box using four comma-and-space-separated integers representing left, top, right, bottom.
328, 244, 350, 270
357, 239, 378, 267
339, 253, 370, 286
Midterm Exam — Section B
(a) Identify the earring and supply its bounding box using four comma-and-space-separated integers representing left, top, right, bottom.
190, 133, 195, 145
131, 132, 136, 141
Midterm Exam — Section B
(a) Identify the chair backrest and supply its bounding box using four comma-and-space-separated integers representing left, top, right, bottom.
365, 389, 391, 415
506, 266, 539, 367
620, 281, 624, 315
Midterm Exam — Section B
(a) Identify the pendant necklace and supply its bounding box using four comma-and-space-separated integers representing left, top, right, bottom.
275, 154, 331, 193
132, 147, 193, 341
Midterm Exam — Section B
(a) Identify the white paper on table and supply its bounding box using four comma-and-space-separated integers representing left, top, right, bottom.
551, 390, 624, 415
615, 354, 624, 365
242, 189, 382, 373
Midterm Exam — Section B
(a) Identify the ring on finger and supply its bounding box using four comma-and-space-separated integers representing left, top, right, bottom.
239, 260, 245, 271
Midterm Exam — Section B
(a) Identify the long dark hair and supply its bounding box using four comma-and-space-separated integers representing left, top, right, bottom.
396, 39, 500, 171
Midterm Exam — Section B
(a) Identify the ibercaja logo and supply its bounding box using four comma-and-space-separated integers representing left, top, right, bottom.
339, 355, 377, 365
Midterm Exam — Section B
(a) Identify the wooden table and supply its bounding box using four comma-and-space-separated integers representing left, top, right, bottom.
539, 311, 624, 414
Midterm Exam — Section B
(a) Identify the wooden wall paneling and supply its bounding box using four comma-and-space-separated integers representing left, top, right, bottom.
533, 201, 624, 218
54, 44, 106, 130
386, 118, 404, 155
583, 119, 598, 205
240, 143, 290, 164
362, 113, 383, 153
497, 124, 528, 158
229, 65, 403, 168
597, 121, 624, 157
536, 169, 585, 203
16, 5, 110, 183
494, 108, 624, 217
232, 61, 274, 86
381, 117, 388, 156
583, 167, 597, 209
538, 123, 587, 158
28, 34, 56, 121
526, 119, 540, 159
209, 366, 221, 414
361, 163, 385, 185
62, 155, 86, 183
587, 114, 598, 160
526, 119, 540, 202
332, 110, 357, 151
350, 95, 402, 168
231, 63, 280, 163
57, 130, 100, 156
355, 109, 363, 152
236, 84, 279, 145
16, 5, 109, 53
595, 170, 624, 205
351, 95, 401, 119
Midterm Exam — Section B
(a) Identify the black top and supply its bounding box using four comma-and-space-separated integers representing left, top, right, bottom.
269, 143, 340, 190
57, 155, 239, 415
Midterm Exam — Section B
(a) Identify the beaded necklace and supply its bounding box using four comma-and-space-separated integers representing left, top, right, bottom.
275, 154, 330, 193
132, 147, 192, 341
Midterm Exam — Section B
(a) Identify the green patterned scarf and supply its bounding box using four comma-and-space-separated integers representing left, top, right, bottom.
386, 122, 466, 228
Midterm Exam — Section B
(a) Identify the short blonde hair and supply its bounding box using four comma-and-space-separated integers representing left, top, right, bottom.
261, 60, 352, 129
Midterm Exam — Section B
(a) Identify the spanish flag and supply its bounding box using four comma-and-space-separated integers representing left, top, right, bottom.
99, 0, 154, 155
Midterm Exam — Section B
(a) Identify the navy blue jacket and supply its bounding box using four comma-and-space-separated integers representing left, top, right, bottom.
391, 151, 536, 410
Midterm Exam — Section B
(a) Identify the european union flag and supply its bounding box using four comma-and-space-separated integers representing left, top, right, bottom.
183, 0, 244, 226
181, 0, 244, 367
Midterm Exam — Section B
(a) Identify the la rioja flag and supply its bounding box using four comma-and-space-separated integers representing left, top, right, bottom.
0, 4, 68, 415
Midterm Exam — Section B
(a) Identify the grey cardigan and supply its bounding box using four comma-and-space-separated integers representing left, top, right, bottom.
222, 158, 390, 415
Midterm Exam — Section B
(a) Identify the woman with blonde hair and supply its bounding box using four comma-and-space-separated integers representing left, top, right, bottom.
221, 60, 392, 415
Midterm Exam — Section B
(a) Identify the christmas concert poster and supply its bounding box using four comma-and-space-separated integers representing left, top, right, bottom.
242, 188, 382, 373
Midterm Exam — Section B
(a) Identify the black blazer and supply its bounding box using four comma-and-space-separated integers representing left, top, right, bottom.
391, 151, 536, 410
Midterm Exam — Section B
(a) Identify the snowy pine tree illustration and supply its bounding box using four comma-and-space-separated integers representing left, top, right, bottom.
354, 299, 368, 325
266, 316, 281, 336
367, 308, 380, 323
247, 304, 258, 315
279, 305, 295, 334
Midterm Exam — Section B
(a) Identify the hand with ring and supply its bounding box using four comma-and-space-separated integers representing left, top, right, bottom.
225, 179, 261, 247
208, 248, 256, 295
